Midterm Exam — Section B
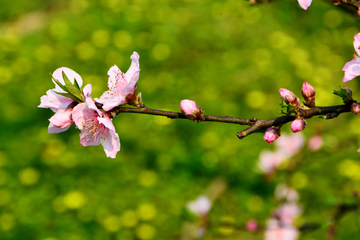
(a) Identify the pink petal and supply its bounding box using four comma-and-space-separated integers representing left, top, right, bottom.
124, 51, 140, 85
49, 109, 73, 128
38, 90, 73, 111
72, 103, 97, 130
297, 0, 312, 10
121, 69, 140, 96
83, 84, 92, 98
98, 95, 127, 112
100, 130, 120, 158
48, 122, 70, 133
98, 116, 115, 132
106, 65, 128, 92
354, 33, 360, 56
343, 59, 360, 82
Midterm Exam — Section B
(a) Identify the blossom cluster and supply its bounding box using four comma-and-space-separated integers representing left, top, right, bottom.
39, 52, 140, 158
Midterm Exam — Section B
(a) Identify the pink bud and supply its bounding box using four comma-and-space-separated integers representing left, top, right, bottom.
180, 99, 204, 122
279, 88, 299, 106
246, 219, 258, 232
351, 103, 360, 114
180, 99, 200, 115
290, 118, 306, 133
302, 82, 315, 98
264, 127, 280, 144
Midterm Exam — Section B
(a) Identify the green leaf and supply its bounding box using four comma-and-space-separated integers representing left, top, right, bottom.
333, 86, 351, 100
74, 78, 81, 90
54, 91, 83, 102
63, 85, 84, 102
62, 71, 73, 86
51, 76, 68, 92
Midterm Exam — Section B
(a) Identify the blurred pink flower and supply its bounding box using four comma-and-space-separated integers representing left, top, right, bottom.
38, 67, 83, 133
265, 203, 301, 240
274, 203, 302, 226
187, 195, 212, 217
275, 133, 304, 158
258, 150, 286, 174
72, 84, 120, 158
343, 33, 360, 82
246, 219, 258, 232
96, 52, 140, 111
297, 0, 312, 10
265, 220, 299, 240
307, 135, 323, 151
275, 183, 299, 202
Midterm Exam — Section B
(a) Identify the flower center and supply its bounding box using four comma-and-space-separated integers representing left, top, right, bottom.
109, 72, 127, 95
83, 114, 108, 143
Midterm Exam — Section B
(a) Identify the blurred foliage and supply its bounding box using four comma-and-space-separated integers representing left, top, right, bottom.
1, 0, 360, 239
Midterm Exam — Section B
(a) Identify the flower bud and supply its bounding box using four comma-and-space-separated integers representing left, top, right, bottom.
290, 117, 307, 133
302, 82, 315, 98
351, 103, 360, 114
264, 127, 280, 144
279, 88, 300, 107
343, 86, 353, 99
180, 99, 204, 122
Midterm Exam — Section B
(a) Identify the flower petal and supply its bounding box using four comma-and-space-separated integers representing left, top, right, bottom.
125, 52, 140, 84
72, 102, 97, 130
38, 90, 73, 111
48, 122, 70, 133
343, 59, 360, 82
100, 130, 120, 158
297, 0, 312, 10
354, 33, 360, 56
98, 116, 115, 132
49, 109, 73, 128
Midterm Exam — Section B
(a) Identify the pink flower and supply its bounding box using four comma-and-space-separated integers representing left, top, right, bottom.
307, 135, 323, 151
72, 84, 120, 158
187, 195, 212, 217
343, 33, 360, 82
38, 67, 83, 133
290, 118, 306, 133
301, 82, 315, 99
96, 52, 140, 111
279, 88, 299, 107
297, 0, 312, 10
264, 127, 280, 144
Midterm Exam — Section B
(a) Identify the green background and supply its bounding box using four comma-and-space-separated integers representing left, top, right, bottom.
1, 0, 360, 239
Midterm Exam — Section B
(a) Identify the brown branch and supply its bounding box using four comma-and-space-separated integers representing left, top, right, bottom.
237, 104, 352, 139
94, 101, 354, 141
